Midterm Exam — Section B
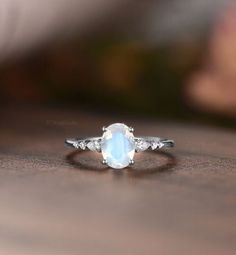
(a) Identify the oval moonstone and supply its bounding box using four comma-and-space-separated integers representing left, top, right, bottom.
101, 123, 135, 169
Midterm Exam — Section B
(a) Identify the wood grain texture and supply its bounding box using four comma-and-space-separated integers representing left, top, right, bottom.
0, 106, 235, 255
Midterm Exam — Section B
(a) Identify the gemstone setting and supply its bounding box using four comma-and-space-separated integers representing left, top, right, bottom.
101, 123, 135, 169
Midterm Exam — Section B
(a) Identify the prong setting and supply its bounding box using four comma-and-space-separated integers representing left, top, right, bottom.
102, 159, 107, 165
129, 127, 134, 133
129, 159, 135, 165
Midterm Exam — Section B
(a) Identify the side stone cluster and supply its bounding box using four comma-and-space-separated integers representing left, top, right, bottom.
135, 138, 165, 152
72, 139, 101, 152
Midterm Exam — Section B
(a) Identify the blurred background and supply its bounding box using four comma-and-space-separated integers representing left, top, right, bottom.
1, 2, 236, 255
0, 0, 236, 126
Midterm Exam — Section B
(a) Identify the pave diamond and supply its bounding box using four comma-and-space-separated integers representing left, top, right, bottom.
101, 123, 135, 169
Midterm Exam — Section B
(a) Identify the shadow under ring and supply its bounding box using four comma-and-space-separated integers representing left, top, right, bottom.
65, 150, 177, 176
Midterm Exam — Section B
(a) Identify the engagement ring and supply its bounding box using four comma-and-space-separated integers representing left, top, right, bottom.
65, 123, 175, 169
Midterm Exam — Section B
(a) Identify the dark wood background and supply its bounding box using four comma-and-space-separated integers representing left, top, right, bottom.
0, 106, 235, 255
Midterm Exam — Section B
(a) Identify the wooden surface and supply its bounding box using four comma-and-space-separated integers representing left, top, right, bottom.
0, 106, 235, 255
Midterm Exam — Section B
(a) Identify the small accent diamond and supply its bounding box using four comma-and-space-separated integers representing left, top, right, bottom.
151, 142, 158, 150
135, 140, 150, 152
87, 140, 101, 152
79, 141, 86, 150
72, 141, 79, 149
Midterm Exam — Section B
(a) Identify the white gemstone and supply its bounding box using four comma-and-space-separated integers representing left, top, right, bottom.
79, 142, 86, 150
72, 141, 80, 149
151, 142, 158, 150
87, 140, 101, 152
135, 140, 150, 152
101, 123, 135, 169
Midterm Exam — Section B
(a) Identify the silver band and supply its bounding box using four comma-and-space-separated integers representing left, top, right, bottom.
65, 136, 174, 152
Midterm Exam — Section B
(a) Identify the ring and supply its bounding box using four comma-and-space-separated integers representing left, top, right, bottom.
65, 123, 175, 169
